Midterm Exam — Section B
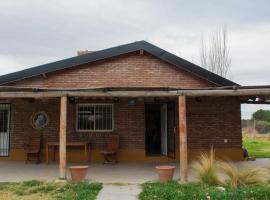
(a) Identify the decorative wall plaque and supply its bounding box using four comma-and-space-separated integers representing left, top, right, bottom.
30, 111, 49, 130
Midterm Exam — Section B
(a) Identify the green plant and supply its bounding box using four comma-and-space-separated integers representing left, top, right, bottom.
243, 138, 270, 158
218, 161, 268, 188
191, 149, 223, 185
0, 181, 102, 200
252, 109, 270, 122
256, 120, 270, 134
57, 182, 102, 200
139, 181, 270, 200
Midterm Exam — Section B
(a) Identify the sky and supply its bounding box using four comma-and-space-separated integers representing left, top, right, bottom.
0, 0, 270, 118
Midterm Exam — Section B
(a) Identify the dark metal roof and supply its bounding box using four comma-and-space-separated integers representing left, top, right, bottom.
0, 40, 238, 86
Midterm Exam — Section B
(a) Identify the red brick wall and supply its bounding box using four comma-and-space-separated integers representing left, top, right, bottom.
7, 52, 216, 88
9, 98, 146, 150
186, 96, 242, 149
8, 96, 242, 152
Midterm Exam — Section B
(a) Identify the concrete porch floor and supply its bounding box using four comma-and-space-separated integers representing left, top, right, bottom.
0, 159, 269, 183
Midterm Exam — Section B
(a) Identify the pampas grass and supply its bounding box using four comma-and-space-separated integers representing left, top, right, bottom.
217, 161, 268, 188
191, 149, 223, 185
192, 148, 269, 187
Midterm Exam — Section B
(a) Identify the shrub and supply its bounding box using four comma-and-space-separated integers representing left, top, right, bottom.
218, 161, 268, 188
191, 149, 223, 185
256, 120, 270, 134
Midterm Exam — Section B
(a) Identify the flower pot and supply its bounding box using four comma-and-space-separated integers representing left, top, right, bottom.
156, 166, 175, 182
69, 166, 88, 182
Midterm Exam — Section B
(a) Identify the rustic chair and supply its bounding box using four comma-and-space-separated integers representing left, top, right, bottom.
102, 134, 119, 164
24, 133, 41, 164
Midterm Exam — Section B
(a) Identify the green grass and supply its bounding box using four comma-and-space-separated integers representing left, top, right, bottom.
139, 181, 270, 200
243, 138, 270, 158
0, 180, 102, 200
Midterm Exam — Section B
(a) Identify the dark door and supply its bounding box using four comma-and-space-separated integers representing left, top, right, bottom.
167, 101, 176, 158
145, 104, 161, 156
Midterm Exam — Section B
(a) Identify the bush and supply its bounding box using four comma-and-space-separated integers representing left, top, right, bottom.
191, 149, 223, 185
217, 162, 268, 188
256, 120, 270, 134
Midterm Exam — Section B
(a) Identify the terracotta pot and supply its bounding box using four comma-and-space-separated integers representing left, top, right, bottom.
69, 166, 88, 182
156, 166, 176, 182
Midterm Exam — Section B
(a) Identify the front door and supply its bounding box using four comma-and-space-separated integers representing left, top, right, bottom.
145, 104, 161, 156
0, 104, 10, 157
145, 103, 168, 156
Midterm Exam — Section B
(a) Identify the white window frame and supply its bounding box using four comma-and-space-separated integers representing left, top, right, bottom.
76, 103, 114, 132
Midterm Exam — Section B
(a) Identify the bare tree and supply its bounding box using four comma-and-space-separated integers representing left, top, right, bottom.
200, 26, 231, 78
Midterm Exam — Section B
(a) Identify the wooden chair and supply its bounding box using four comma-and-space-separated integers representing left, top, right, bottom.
102, 134, 119, 164
24, 134, 41, 164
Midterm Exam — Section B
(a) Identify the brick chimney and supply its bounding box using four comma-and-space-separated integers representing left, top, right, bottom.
77, 50, 94, 56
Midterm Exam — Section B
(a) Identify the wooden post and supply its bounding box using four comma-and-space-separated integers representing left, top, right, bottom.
59, 96, 67, 179
178, 96, 188, 182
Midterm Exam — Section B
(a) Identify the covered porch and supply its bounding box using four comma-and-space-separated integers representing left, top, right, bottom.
1, 85, 270, 182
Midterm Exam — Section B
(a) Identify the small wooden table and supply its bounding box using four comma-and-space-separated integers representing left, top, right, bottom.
46, 141, 90, 164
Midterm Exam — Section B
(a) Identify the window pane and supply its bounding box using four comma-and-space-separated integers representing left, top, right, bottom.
77, 105, 94, 131
77, 104, 113, 131
0, 110, 8, 132
95, 105, 108, 130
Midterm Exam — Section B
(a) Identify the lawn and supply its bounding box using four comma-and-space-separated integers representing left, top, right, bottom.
243, 138, 270, 158
0, 180, 102, 200
139, 181, 270, 200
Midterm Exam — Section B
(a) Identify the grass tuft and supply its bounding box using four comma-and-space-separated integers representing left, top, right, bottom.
191, 149, 223, 185
217, 161, 268, 188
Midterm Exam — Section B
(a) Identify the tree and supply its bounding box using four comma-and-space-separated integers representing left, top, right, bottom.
200, 26, 231, 78
252, 109, 270, 121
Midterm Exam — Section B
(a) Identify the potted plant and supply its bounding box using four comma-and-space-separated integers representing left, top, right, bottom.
156, 165, 176, 182
69, 165, 88, 182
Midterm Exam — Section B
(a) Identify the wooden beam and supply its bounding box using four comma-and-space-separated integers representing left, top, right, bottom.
0, 91, 179, 98
178, 95, 188, 182
241, 101, 270, 104
1, 88, 270, 98
59, 96, 67, 179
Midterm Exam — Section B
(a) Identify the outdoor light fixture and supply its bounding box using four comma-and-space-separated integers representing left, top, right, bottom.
128, 99, 136, 105
113, 97, 120, 102
68, 97, 76, 103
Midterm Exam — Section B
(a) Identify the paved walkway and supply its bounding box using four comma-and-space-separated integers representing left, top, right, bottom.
97, 184, 141, 200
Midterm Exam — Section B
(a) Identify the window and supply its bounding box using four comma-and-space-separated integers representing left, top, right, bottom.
76, 104, 113, 132
0, 104, 10, 157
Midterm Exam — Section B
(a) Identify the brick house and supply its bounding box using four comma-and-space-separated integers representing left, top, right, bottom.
0, 41, 247, 179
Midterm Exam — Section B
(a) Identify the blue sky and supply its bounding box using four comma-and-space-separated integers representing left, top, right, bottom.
0, 0, 270, 118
